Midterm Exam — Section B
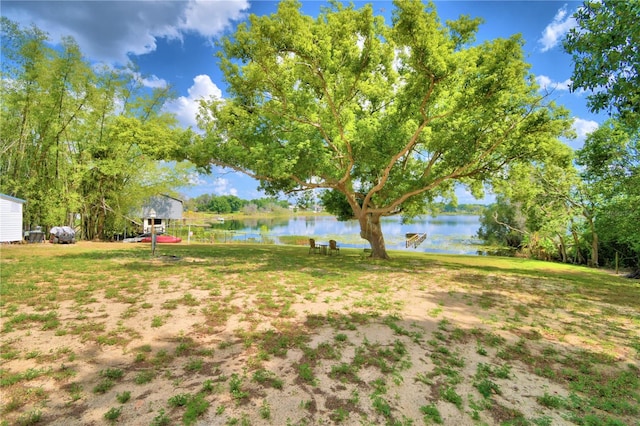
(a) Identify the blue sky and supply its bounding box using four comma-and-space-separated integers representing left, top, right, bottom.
2, 0, 605, 202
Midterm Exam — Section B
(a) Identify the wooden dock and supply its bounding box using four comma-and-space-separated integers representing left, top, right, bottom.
406, 232, 427, 248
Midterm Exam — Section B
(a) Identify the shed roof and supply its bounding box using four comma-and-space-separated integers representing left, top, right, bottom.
141, 194, 183, 219
0, 193, 26, 204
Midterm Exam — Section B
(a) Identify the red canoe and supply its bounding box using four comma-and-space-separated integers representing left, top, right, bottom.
140, 235, 182, 243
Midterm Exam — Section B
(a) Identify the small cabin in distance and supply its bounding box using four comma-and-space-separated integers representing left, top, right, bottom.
141, 195, 183, 234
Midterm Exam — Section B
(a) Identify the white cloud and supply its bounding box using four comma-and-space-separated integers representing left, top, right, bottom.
141, 75, 169, 89
179, 0, 249, 39
574, 118, 599, 139
186, 172, 208, 186
213, 177, 238, 196
1, 0, 249, 64
538, 5, 577, 52
535, 75, 572, 92
163, 74, 222, 128
181, 170, 238, 197
569, 117, 599, 150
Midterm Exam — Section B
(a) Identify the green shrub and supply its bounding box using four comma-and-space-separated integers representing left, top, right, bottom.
420, 404, 443, 424
103, 407, 121, 422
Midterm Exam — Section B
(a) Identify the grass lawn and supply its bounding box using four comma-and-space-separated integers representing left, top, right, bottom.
1, 241, 638, 425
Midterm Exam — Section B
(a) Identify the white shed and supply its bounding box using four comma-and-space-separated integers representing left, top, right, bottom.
0, 193, 26, 243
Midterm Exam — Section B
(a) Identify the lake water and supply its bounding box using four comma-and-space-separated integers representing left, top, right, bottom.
211, 214, 484, 255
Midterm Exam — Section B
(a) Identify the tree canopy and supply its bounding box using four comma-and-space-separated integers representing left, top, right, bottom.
191, 0, 572, 258
576, 120, 639, 268
481, 119, 639, 271
1, 18, 189, 239
478, 0, 640, 272
564, 0, 640, 129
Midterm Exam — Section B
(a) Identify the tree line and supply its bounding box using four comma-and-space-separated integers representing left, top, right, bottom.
1, 18, 191, 240
186, 194, 484, 215
478, 0, 639, 272
477, 118, 638, 271
184, 194, 290, 214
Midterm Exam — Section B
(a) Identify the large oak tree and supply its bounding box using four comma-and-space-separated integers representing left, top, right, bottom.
193, 0, 573, 258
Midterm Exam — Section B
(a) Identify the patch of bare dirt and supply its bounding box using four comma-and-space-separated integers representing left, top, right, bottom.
1, 246, 637, 425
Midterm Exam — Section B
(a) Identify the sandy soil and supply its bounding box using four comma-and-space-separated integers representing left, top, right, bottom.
1, 247, 637, 426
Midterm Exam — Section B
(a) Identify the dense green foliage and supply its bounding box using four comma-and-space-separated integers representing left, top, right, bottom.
563, 1, 640, 269
0, 18, 189, 240
577, 121, 639, 269
476, 197, 525, 249
190, 0, 572, 259
564, 0, 640, 129
479, 2, 640, 272
478, 122, 639, 270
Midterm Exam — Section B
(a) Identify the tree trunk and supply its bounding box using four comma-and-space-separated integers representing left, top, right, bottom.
569, 228, 584, 264
587, 216, 599, 267
557, 234, 568, 263
358, 213, 390, 259
591, 231, 599, 267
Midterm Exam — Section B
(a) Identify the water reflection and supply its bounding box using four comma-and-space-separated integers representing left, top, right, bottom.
212, 215, 484, 255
